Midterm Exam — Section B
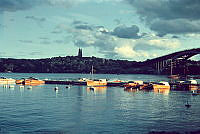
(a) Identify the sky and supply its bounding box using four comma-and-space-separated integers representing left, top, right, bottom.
0, 0, 200, 61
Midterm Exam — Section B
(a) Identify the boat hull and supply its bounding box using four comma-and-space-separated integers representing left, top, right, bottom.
153, 85, 170, 90
0, 78, 16, 84
16, 79, 45, 86
87, 80, 107, 87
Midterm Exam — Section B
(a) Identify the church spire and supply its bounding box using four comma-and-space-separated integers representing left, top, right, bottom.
78, 48, 82, 57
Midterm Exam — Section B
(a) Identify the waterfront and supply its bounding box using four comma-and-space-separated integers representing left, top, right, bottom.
0, 73, 200, 134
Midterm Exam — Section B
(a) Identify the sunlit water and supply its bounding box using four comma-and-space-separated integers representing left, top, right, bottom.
0, 73, 200, 134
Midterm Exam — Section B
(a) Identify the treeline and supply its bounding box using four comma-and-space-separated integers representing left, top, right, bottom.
0, 56, 199, 74
0, 56, 155, 74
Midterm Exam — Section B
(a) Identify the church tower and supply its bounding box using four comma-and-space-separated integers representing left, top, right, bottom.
78, 48, 82, 58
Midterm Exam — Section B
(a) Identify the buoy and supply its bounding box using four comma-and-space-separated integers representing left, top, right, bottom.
27, 86, 32, 89
185, 101, 191, 108
90, 87, 94, 91
20, 86, 24, 88
9, 85, 15, 88
54, 86, 58, 90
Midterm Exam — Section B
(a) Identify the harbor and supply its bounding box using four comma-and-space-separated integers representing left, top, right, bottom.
1, 74, 200, 91
1, 73, 200, 134
1, 0, 200, 133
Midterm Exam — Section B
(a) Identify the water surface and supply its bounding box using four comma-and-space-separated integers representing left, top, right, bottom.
0, 73, 200, 134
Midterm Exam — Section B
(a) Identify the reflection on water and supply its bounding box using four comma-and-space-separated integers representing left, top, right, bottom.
189, 85, 199, 91
153, 88, 170, 95
86, 86, 107, 94
124, 87, 139, 93
0, 73, 200, 134
124, 87, 170, 95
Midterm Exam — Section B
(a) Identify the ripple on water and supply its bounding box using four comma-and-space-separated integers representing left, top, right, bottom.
0, 73, 200, 133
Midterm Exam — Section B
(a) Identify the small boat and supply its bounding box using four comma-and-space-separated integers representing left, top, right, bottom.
184, 80, 198, 84
16, 79, 25, 84
87, 65, 107, 87
168, 75, 179, 79
16, 77, 45, 86
124, 81, 143, 89
153, 81, 170, 90
192, 90, 200, 96
0, 77, 16, 84
153, 81, 170, 95
66, 86, 70, 89
87, 79, 107, 87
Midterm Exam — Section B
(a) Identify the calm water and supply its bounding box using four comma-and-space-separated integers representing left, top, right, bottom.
0, 73, 200, 134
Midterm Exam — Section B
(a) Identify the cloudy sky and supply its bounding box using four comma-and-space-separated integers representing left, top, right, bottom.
0, 0, 200, 61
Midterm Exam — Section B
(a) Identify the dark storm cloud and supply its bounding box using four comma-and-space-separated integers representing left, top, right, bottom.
0, 0, 39, 12
127, 0, 200, 35
72, 20, 142, 39
150, 19, 200, 36
0, 0, 76, 12
111, 25, 141, 39
127, 0, 200, 21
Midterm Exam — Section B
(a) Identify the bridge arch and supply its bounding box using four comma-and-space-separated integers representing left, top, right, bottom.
143, 48, 200, 74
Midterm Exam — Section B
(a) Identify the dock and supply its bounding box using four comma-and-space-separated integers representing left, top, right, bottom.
44, 80, 200, 91
44, 80, 126, 87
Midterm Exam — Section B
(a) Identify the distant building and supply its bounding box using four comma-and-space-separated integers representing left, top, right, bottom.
78, 48, 82, 57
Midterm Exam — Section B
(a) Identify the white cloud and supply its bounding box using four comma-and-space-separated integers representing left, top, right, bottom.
61, 21, 182, 61
148, 39, 180, 49
114, 45, 148, 59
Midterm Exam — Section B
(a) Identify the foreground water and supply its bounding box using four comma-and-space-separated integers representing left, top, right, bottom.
0, 73, 200, 134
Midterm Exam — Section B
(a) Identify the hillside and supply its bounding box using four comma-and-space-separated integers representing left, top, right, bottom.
0, 56, 155, 74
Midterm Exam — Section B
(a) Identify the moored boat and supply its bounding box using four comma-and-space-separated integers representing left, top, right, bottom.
153, 81, 170, 95
153, 81, 170, 90
168, 74, 179, 79
87, 79, 107, 87
124, 80, 143, 89
16, 77, 45, 86
0, 77, 16, 84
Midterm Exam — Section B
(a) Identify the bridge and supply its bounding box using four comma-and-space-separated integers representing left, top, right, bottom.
143, 48, 200, 74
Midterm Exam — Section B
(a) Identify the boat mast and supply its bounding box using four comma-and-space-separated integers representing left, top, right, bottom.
170, 59, 173, 76
92, 65, 94, 80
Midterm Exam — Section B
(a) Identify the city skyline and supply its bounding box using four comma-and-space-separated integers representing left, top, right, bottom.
0, 0, 200, 61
